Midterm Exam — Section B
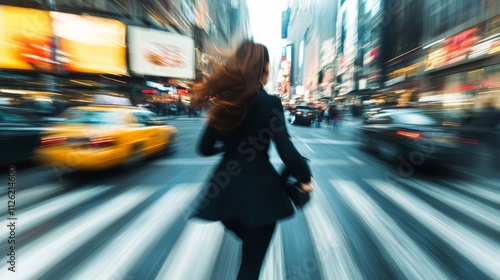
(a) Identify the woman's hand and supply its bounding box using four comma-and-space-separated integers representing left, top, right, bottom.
300, 178, 315, 193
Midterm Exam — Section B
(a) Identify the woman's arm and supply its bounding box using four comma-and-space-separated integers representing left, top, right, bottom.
197, 124, 224, 156
270, 98, 311, 183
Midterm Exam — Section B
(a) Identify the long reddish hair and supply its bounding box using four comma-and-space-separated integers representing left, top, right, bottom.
192, 40, 270, 135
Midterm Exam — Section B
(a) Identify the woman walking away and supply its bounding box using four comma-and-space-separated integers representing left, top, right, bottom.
191, 40, 314, 280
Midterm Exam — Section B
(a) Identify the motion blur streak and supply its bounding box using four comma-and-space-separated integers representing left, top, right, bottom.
453, 182, 500, 204
17, 186, 111, 234
69, 184, 202, 280
303, 181, 364, 280
0, 188, 155, 280
401, 180, 500, 230
333, 179, 449, 279
0, 184, 62, 217
155, 220, 225, 280
367, 179, 500, 279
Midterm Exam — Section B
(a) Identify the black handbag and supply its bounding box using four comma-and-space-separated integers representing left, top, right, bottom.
280, 165, 310, 208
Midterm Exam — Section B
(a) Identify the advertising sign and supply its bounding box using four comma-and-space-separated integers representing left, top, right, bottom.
128, 26, 195, 80
0, 6, 53, 71
51, 12, 127, 74
425, 17, 500, 71
0, 6, 126, 74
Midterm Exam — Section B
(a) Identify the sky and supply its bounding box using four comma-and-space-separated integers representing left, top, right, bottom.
247, 0, 287, 63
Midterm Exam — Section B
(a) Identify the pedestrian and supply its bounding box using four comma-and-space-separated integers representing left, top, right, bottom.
330, 105, 340, 130
191, 40, 314, 280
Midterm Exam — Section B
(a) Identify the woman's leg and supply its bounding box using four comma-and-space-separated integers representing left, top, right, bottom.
236, 222, 276, 280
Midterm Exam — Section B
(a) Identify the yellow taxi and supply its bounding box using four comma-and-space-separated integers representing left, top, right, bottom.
36, 99, 178, 171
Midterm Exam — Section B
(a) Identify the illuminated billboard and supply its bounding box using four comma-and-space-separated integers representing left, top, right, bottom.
0, 6, 54, 71
0, 6, 127, 74
128, 26, 195, 80
51, 12, 127, 75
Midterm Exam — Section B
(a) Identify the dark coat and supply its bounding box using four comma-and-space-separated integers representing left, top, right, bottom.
193, 88, 311, 227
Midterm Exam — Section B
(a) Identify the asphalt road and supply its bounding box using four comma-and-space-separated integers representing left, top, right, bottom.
1, 115, 499, 280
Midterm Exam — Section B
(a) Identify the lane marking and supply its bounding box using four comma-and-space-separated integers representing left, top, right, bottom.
155, 219, 225, 280
367, 179, 500, 279
70, 183, 203, 280
298, 138, 358, 145
0, 188, 156, 280
302, 180, 364, 279
0, 184, 63, 219
348, 156, 364, 165
150, 158, 351, 166
402, 179, 500, 231
453, 182, 500, 205
17, 186, 112, 235
334, 179, 448, 279
303, 143, 315, 153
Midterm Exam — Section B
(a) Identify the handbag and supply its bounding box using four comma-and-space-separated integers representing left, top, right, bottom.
280, 163, 310, 208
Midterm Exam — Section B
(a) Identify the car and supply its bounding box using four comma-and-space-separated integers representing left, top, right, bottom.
0, 106, 45, 167
358, 108, 477, 166
289, 106, 316, 126
35, 104, 178, 171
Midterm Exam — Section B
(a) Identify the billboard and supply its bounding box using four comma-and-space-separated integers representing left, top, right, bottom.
128, 26, 195, 80
51, 12, 127, 74
0, 6, 53, 71
0, 6, 127, 74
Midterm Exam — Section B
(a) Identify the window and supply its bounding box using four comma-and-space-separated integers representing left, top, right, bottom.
392, 112, 438, 125
62, 110, 125, 125
132, 111, 158, 126
367, 113, 392, 124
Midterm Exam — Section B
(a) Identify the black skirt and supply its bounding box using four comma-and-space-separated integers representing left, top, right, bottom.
193, 155, 295, 228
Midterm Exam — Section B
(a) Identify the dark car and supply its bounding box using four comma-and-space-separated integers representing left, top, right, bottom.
0, 106, 45, 167
289, 106, 316, 126
358, 108, 477, 166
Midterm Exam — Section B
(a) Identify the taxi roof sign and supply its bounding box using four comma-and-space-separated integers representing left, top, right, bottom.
93, 94, 132, 106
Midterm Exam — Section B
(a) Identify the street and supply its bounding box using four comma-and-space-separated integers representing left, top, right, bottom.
1, 116, 499, 280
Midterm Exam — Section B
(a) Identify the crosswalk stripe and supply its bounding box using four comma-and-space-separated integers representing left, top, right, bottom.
452, 182, 500, 205
367, 179, 500, 279
68, 183, 203, 280
0, 184, 63, 219
260, 226, 285, 280
0, 187, 156, 280
303, 181, 364, 280
155, 219, 225, 280
16, 186, 112, 235
151, 158, 351, 166
401, 180, 500, 231
297, 138, 358, 145
333, 179, 449, 279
